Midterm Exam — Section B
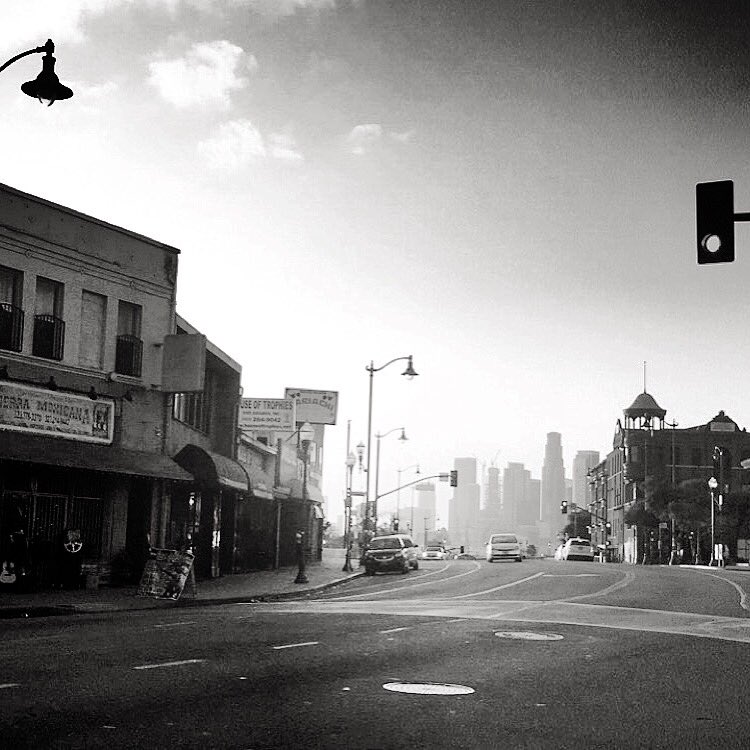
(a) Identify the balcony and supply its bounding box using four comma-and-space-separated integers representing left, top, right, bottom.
115, 334, 143, 377
32, 314, 65, 360
0, 303, 24, 352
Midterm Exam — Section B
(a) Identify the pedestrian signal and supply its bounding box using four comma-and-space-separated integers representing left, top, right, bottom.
449, 470, 458, 487
560, 500, 568, 515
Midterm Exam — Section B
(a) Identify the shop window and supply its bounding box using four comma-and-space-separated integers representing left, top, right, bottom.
115, 300, 143, 377
172, 369, 214, 433
0, 265, 24, 352
79, 290, 107, 369
33, 276, 65, 360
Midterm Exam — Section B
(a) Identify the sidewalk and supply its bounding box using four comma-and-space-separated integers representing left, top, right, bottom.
0, 548, 363, 619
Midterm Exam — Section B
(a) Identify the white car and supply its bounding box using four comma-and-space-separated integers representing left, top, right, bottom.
562, 538, 595, 561
485, 533, 523, 563
422, 545, 449, 561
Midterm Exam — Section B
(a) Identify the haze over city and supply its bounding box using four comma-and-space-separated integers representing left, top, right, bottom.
3, 1, 750, 523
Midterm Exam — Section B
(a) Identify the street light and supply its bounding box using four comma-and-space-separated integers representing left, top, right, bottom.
294, 421, 315, 584
397, 463, 420, 532
708, 476, 718, 567
343, 449, 356, 572
374, 426, 408, 534
363, 355, 418, 543
1, 39, 73, 105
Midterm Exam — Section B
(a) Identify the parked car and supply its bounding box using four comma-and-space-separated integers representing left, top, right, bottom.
422, 545, 449, 561
562, 538, 595, 561
553, 544, 565, 560
363, 534, 420, 575
485, 533, 523, 563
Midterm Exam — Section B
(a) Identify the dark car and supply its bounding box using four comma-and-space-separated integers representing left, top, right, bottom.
363, 534, 420, 575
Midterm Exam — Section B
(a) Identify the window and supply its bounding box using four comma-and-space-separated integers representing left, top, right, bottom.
79, 290, 107, 369
0, 265, 24, 352
172, 370, 213, 433
115, 300, 143, 376
33, 277, 65, 360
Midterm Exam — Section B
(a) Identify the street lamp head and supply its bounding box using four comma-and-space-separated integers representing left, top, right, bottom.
299, 421, 314, 444
345, 451, 356, 469
21, 42, 73, 105
398, 428, 408, 442
401, 355, 418, 379
708, 476, 718, 490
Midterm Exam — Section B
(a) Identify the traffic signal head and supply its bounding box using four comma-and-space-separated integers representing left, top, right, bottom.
697, 180, 735, 264
393, 518, 399, 532
449, 470, 458, 487
605, 521, 612, 533
560, 500, 568, 515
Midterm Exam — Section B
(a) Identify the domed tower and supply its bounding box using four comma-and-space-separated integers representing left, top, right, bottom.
618, 390, 667, 491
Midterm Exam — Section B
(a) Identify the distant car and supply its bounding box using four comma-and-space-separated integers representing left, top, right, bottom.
562, 538, 595, 561
422, 545, 449, 561
363, 534, 420, 575
486, 533, 523, 563
553, 544, 565, 560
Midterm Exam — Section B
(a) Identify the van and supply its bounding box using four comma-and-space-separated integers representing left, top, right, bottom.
485, 533, 523, 563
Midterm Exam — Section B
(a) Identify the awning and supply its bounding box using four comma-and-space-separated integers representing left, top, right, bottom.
285, 478, 325, 505
0, 431, 192, 481
174, 444, 249, 492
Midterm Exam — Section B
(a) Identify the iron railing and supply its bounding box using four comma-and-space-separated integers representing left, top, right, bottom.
32, 313, 65, 360
0, 302, 24, 352
115, 334, 143, 377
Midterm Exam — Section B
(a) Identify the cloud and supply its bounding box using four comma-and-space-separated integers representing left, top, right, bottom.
389, 129, 416, 144
148, 40, 256, 110
198, 119, 303, 169
346, 123, 382, 155
230, 0, 338, 17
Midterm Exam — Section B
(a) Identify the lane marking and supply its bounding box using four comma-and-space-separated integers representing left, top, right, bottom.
693, 570, 750, 612
272, 641, 320, 650
451, 571, 546, 599
544, 574, 601, 578
325, 562, 482, 600
559, 571, 635, 603
379, 627, 411, 634
154, 621, 198, 629
133, 659, 206, 670
0, 683, 20, 689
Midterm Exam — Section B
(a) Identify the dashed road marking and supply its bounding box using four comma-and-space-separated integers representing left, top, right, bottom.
0, 683, 20, 689
379, 626, 411, 634
272, 641, 320, 650
154, 621, 198, 629
133, 659, 206, 670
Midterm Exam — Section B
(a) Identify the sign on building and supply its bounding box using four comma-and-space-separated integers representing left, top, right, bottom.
239, 398, 296, 431
284, 388, 338, 425
0, 381, 114, 444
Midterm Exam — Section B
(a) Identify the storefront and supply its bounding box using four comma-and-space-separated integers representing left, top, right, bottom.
0, 430, 192, 588
172, 444, 249, 579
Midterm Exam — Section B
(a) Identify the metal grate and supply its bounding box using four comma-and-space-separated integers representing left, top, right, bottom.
32, 314, 65, 360
115, 334, 143, 377
0, 302, 24, 352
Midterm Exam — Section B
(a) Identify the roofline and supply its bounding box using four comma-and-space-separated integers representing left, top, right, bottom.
176, 313, 241, 373
0, 182, 181, 255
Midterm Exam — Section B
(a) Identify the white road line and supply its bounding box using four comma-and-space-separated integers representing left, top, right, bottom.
326, 561, 482, 600
133, 659, 206, 670
272, 641, 320, 650
694, 570, 750, 612
451, 571, 547, 599
559, 571, 635, 603
0, 683, 20, 689
379, 627, 411, 634
154, 621, 198, 629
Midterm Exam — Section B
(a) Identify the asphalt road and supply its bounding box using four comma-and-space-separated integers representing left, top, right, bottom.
3, 559, 750, 749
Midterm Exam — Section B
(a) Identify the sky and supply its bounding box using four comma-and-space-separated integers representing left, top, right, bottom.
4, 0, 750, 526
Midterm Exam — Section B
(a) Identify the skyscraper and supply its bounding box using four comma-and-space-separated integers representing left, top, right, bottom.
450, 457, 481, 551
541, 432, 566, 523
572, 450, 600, 507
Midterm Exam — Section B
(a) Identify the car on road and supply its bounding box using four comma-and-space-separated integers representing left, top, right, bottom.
422, 545, 449, 561
562, 538, 595, 561
553, 544, 565, 560
485, 533, 523, 563
363, 534, 420, 575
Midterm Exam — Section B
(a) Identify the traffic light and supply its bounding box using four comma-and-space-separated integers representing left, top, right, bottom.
393, 518, 399, 532
560, 500, 568, 515
605, 521, 612, 534
697, 180, 735, 264
450, 470, 458, 487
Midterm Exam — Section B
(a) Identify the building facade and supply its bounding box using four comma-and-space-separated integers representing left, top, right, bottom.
541, 432, 566, 524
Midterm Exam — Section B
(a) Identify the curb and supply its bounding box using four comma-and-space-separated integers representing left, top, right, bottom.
0, 571, 365, 620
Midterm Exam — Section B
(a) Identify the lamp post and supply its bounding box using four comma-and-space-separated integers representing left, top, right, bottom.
1, 39, 73, 105
397, 463, 420, 532
343, 449, 356, 572
708, 476, 718, 566
363, 355, 418, 542
294, 421, 315, 584
374, 426, 408, 534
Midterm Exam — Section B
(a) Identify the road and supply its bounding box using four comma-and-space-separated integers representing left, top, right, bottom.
3, 558, 750, 749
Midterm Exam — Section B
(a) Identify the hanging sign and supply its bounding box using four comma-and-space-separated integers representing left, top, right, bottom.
238, 398, 296, 431
284, 388, 338, 425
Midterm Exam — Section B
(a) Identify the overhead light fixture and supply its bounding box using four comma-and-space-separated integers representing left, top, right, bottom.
1, 39, 73, 106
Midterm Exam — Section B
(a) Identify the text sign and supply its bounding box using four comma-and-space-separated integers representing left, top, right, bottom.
137, 549, 194, 600
239, 398, 296, 431
285, 388, 338, 425
0, 381, 114, 444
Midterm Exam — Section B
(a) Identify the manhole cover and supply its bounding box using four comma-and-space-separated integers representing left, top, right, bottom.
383, 682, 475, 695
494, 631, 564, 641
